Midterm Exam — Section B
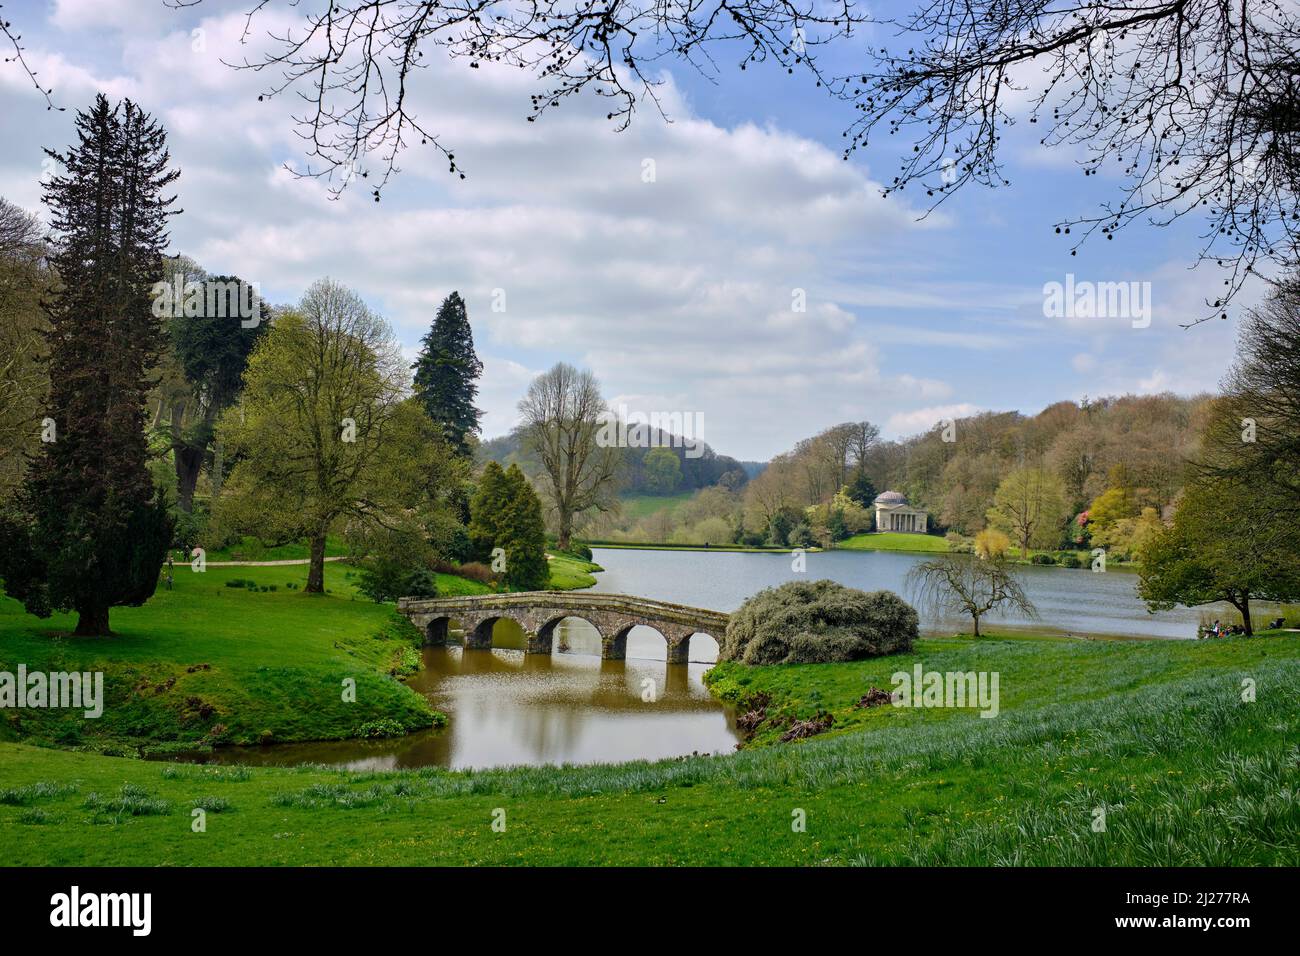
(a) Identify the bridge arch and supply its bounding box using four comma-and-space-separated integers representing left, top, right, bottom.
530, 613, 604, 655
687, 631, 721, 664
398, 592, 730, 664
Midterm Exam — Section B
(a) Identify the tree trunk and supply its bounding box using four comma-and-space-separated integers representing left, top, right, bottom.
211, 440, 224, 499
175, 445, 203, 512
74, 604, 111, 636
557, 512, 572, 552
1232, 594, 1254, 636
305, 533, 327, 593
971, 612, 981, 638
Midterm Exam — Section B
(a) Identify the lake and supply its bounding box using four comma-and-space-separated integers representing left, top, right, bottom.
589, 546, 1213, 640
196, 543, 1225, 772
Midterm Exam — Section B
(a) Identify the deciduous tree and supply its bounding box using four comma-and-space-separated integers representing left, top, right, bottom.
517, 362, 620, 551
1139, 480, 1300, 636
987, 466, 1067, 557
215, 279, 436, 593
906, 555, 1037, 638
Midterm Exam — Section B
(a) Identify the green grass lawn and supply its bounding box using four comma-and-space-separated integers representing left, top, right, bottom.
1, 632, 1296, 865
588, 541, 801, 553
0, 563, 445, 753
545, 551, 604, 590
617, 491, 695, 522
202, 535, 349, 563
3, 545, 1296, 866
0, 549, 595, 756
838, 531, 951, 553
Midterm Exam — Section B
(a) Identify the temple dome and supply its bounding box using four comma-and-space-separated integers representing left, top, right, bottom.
873, 490, 907, 505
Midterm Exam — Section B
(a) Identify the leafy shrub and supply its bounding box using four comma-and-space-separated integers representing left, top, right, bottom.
788, 522, 817, 548
1031, 553, 1058, 565
456, 562, 497, 585
355, 718, 407, 738
721, 579, 918, 665
224, 579, 249, 588
170, 508, 206, 554
355, 558, 440, 603
571, 542, 593, 561
1060, 554, 1083, 568
945, 532, 974, 554
974, 528, 1011, 560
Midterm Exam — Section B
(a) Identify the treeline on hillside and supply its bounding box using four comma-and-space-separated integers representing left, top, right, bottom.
868, 395, 1209, 535
742, 396, 1211, 557
578, 396, 1216, 553
479, 429, 750, 496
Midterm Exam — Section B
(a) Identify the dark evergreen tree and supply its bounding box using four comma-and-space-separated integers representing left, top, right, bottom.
0, 96, 177, 635
411, 291, 483, 457
846, 472, 878, 507
499, 464, 549, 591
468, 460, 510, 561
165, 273, 265, 511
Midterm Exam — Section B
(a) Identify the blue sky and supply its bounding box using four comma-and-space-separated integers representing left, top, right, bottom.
0, 0, 1256, 460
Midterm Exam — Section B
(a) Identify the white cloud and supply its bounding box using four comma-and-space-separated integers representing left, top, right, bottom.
0, 4, 1264, 461
886, 403, 982, 438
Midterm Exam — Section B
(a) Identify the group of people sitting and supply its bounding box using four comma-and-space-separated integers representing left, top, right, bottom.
1199, 617, 1287, 638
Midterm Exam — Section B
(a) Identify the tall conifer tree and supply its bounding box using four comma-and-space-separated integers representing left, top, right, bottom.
499, 464, 549, 591
0, 96, 177, 635
411, 291, 483, 457
468, 460, 510, 561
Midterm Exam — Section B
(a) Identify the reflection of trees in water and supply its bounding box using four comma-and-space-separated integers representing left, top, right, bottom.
205, 646, 734, 771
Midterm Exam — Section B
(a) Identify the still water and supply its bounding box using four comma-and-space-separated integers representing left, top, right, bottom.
591, 546, 1215, 640
202, 617, 737, 771
200, 544, 1221, 771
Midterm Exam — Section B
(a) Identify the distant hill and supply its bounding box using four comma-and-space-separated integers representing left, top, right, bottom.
477, 427, 750, 495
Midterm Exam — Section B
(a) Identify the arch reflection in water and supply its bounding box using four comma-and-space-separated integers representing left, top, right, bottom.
197, 617, 737, 772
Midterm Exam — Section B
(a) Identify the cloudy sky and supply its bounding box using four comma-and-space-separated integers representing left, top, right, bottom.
0, 0, 1257, 460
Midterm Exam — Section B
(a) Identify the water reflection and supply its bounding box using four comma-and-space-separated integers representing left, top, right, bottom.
201, 618, 737, 771
589, 547, 1253, 640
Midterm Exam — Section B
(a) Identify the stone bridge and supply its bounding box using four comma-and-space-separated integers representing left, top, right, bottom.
396, 591, 731, 663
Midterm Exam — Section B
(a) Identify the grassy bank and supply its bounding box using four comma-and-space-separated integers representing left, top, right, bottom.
589, 541, 805, 553
1, 629, 1297, 865
0, 564, 446, 755
838, 532, 950, 553
0, 547, 600, 756
545, 551, 605, 590
704, 631, 1300, 746
618, 491, 695, 521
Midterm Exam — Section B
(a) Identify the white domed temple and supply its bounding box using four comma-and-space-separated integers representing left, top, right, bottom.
873, 490, 928, 533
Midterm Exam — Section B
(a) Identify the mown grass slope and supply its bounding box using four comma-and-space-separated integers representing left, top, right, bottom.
2, 633, 1296, 865
838, 532, 951, 553
0, 564, 440, 753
